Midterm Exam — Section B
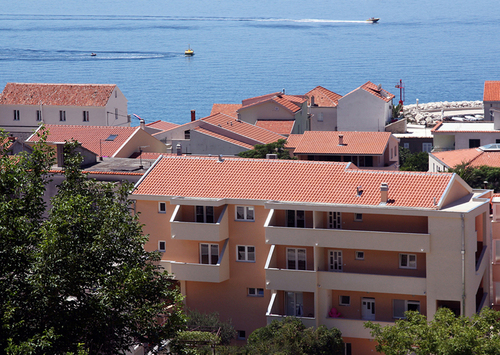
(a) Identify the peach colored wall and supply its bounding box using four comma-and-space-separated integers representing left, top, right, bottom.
321, 248, 426, 277
330, 290, 426, 322
274, 245, 314, 271
343, 337, 377, 355
183, 204, 271, 338
342, 212, 428, 234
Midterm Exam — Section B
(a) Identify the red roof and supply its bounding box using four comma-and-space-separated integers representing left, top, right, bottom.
255, 120, 295, 135
0, 83, 116, 106
26, 124, 139, 157
240, 93, 307, 113
210, 104, 242, 118
133, 156, 454, 209
306, 86, 342, 107
344, 81, 395, 103
290, 131, 392, 155
285, 134, 303, 149
432, 147, 500, 168
194, 127, 254, 149
145, 120, 178, 131
201, 113, 284, 144
484, 81, 500, 101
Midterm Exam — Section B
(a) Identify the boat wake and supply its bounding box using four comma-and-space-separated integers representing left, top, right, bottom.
0, 48, 175, 61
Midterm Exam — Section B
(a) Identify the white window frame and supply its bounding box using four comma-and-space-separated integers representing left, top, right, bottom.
422, 142, 432, 152
287, 248, 306, 270
355, 251, 364, 260
158, 202, 166, 213
235, 206, 254, 221
328, 211, 341, 229
59, 110, 66, 121
393, 299, 420, 319
195, 205, 215, 223
399, 253, 417, 269
83, 110, 89, 122
13, 110, 20, 121
354, 213, 363, 222
286, 210, 305, 228
237, 245, 255, 262
339, 295, 350, 306
286, 291, 304, 316
328, 250, 343, 272
248, 288, 264, 297
158, 240, 166, 252
200, 243, 219, 265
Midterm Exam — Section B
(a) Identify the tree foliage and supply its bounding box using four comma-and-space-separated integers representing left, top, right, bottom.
399, 146, 429, 171
365, 307, 500, 355
246, 317, 344, 355
237, 139, 293, 159
449, 163, 500, 192
0, 132, 185, 354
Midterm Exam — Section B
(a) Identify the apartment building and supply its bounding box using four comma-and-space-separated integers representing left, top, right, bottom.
132, 156, 491, 354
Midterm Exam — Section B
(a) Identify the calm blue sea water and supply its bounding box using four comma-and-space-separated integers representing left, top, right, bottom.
1, 0, 499, 125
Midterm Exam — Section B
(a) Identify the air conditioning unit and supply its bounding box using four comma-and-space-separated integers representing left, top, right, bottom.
266, 154, 277, 159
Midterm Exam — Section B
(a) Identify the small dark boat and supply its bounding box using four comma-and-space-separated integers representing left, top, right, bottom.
91, 53, 96, 56
366, 17, 380, 23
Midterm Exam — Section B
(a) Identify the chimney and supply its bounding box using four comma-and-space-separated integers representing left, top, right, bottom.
191, 110, 196, 122
218, 154, 224, 162
310, 96, 315, 106
176, 143, 182, 156
338, 134, 344, 146
139, 119, 145, 130
380, 183, 389, 204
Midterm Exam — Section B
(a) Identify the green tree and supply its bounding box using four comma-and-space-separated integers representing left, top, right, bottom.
237, 139, 293, 159
399, 146, 429, 171
449, 163, 500, 192
1, 136, 185, 354
246, 317, 343, 355
365, 307, 500, 355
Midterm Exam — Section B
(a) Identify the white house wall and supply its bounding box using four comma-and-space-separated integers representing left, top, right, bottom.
309, 107, 337, 131
337, 90, 391, 132
238, 101, 296, 125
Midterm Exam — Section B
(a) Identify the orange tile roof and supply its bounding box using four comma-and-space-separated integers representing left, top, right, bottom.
255, 120, 295, 135
343, 81, 394, 103
145, 120, 178, 131
0, 83, 116, 107
210, 104, 242, 118
133, 156, 454, 209
484, 81, 500, 101
26, 124, 139, 157
291, 131, 391, 155
201, 113, 284, 144
240, 93, 307, 113
193, 127, 254, 149
306, 86, 342, 107
285, 134, 303, 149
432, 148, 500, 169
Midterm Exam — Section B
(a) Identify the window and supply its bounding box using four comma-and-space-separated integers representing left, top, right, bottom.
248, 288, 264, 297
184, 130, 190, 139
354, 213, 362, 222
158, 202, 166, 213
328, 211, 341, 229
469, 139, 481, 148
236, 206, 254, 221
59, 110, 66, 121
399, 253, 416, 269
83, 111, 89, 122
339, 295, 350, 306
237, 330, 246, 340
355, 251, 364, 260
285, 292, 303, 316
13, 110, 20, 121
422, 142, 432, 152
328, 250, 342, 271
287, 248, 306, 270
105, 134, 118, 141
286, 210, 305, 228
200, 243, 219, 265
158, 240, 166, 252
317, 112, 324, 122
403, 142, 410, 149
115, 90, 117, 98
237, 245, 255, 262
115, 108, 118, 120
36, 110, 42, 121
196, 206, 215, 223
393, 299, 420, 319
344, 343, 352, 355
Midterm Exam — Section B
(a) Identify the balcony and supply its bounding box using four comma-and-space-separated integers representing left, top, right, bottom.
265, 210, 430, 253
160, 239, 229, 283
322, 317, 393, 339
170, 205, 228, 242
266, 292, 316, 328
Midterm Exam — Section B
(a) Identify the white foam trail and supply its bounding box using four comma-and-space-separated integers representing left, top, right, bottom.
253, 18, 366, 24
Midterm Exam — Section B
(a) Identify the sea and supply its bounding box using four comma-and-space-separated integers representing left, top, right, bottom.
1, 0, 499, 126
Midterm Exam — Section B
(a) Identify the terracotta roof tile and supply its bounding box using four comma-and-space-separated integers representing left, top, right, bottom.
432, 148, 500, 169
285, 134, 303, 149
201, 113, 284, 144
0, 83, 116, 107
240, 93, 306, 113
210, 104, 242, 118
306, 86, 342, 107
255, 120, 295, 135
193, 127, 255, 149
145, 120, 178, 131
26, 124, 139, 157
343, 81, 395, 103
133, 156, 453, 209
484, 81, 500, 101
291, 131, 391, 155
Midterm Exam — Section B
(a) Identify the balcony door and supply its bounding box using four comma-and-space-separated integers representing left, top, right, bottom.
328, 250, 342, 272
328, 212, 341, 229
286, 210, 305, 228
285, 292, 303, 316
287, 248, 306, 270
200, 243, 219, 265
196, 206, 214, 223
361, 297, 375, 320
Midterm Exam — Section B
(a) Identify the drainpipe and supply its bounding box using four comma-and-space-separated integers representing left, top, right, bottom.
461, 213, 466, 316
